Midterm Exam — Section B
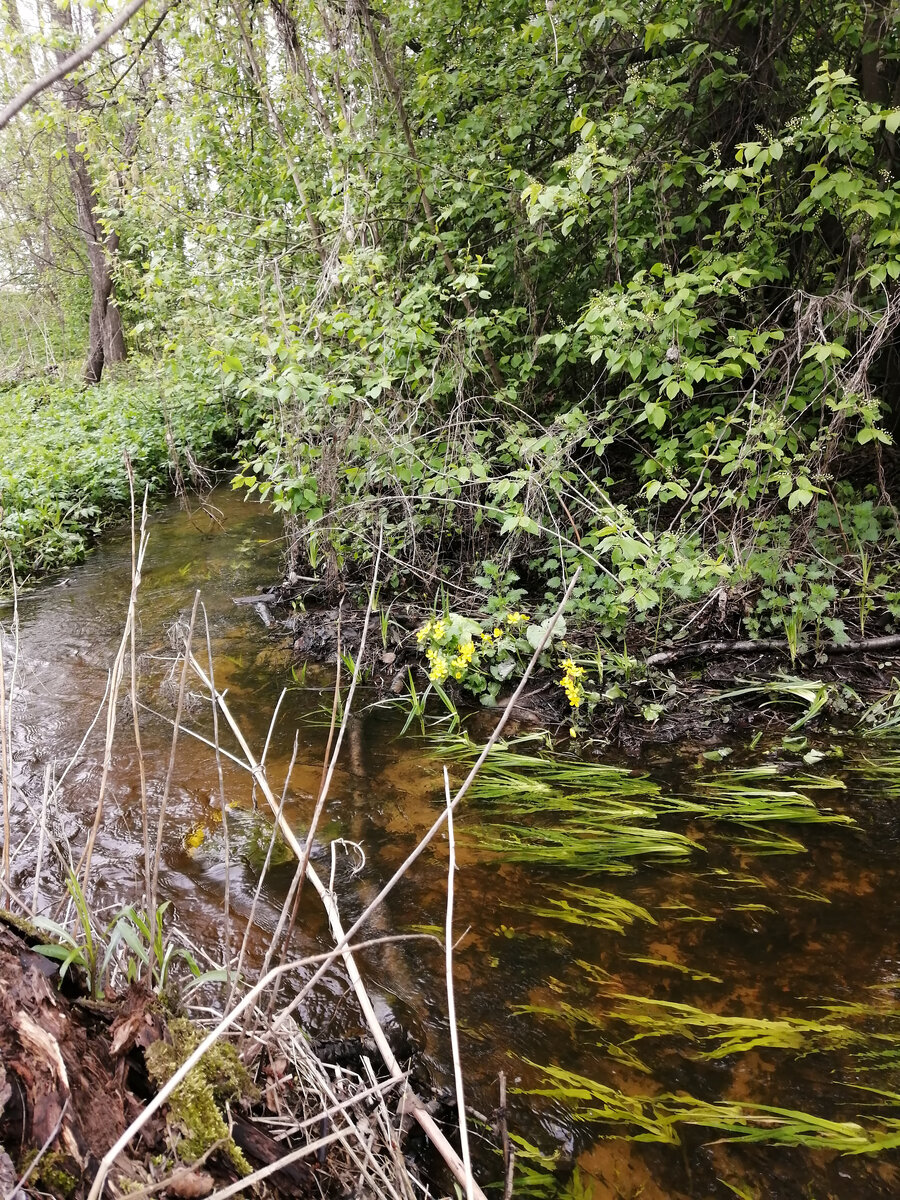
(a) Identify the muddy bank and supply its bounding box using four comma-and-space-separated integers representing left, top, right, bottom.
258, 587, 900, 754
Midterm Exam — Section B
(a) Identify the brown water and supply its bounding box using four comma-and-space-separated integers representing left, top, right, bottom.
5, 490, 900, 1199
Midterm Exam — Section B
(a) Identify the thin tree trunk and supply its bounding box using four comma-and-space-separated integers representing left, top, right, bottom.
270, 0, 333, 137
357, 2, 505, 391
52, 2, 127, 384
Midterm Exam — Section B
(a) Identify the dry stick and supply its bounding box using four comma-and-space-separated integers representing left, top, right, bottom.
125, 469, 152, 914
86, 935, 431, 1200
498, 1071, 514, 1200
503, 1147, 516, 1200
266, 543, 381, 1016
31, 766, 51, 915
149, 590, 201, 974
230, 732, 300, 1018
136, 701, 247, 770
185, 652, 489, 1200
0, 546, 21, 900
255, 685, 288, 809
273, 567, 582, 1035
0, 0, 150, 130
0, 600, 10, 895
202, 601, 232, 990
77, 494, 150, 891
443, 766, 474, 1200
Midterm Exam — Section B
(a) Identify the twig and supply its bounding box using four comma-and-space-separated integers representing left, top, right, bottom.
149, 590, 201, 968
126, 469, 152, 916
267, 534, 382, 1015
202, 601, 231, 990
228, 734, 296, 1017
77, 491, 150, 892
444, 766, 473, 1200
0, 589, 10, 895
0, 0, 151, 131
498, 1070, 510, 1187
646, 631, 900, 667
255, 685, 288, 809
31, 766, 51, 915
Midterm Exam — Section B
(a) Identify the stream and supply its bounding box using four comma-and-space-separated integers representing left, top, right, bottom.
4, 488, 900, 1199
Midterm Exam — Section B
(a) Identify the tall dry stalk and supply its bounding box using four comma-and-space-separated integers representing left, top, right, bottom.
77, 489, 150, 893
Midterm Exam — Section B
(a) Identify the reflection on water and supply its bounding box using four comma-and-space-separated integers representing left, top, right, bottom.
4, 489, 900, 1198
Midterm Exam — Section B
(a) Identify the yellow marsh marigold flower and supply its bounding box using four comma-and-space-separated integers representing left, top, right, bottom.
493, 627, 503, 638
559, 657, 585, 709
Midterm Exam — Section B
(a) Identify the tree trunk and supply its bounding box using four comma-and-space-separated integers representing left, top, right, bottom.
52, 2, 126, 384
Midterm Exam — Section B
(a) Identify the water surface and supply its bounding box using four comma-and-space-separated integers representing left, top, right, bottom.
5, 490, 900, 1199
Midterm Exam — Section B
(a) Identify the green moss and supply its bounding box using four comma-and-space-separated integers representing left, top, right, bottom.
145, 1018, 258, 1173
20, 1150, 78, 1198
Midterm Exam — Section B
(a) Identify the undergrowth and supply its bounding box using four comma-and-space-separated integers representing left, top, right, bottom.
0, 361, 235, 588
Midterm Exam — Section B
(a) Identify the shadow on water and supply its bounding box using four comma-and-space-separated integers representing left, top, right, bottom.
5, 488, 900, 1198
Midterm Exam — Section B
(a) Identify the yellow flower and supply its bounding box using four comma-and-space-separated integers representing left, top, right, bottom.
459, 639, 475, 661
493, 627, 502, 638
433, 619, 447, 639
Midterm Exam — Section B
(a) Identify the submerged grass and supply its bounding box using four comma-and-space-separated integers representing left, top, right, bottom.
520, 884, 656, 935
523, 1060, 900, 1153
440, 737, 855, 875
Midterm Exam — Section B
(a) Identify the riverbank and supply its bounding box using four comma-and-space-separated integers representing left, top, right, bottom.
275, 586, 900, 753
1, 493, 900, 1199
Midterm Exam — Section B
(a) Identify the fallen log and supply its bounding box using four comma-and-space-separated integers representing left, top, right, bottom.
646, 632, 900, 668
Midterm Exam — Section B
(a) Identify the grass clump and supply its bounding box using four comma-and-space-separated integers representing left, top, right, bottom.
0, 362, 235, 588
145, 1017, 257, 1172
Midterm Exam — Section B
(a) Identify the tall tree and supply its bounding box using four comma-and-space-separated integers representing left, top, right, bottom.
52, 1, 126, 383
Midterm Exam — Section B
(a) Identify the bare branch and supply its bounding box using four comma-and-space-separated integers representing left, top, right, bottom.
0, 0, 151, 132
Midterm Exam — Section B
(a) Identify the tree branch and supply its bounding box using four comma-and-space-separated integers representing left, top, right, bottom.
0, 0, 150, 132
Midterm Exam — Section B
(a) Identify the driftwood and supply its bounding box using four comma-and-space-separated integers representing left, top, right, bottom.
646, 632, 900, 667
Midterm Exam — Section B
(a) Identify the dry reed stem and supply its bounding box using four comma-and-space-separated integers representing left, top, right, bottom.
184, 645, 490, 1199
266, 532, 382, 1016
148, 589, 201, 975
126, 472, 152, 914
0, 587, 10, 892
77, 493, 150, 891
31, 765, 51, 914
228, 734, 298, 1013
202, 601, 232, 989
444, 765, 474, 1200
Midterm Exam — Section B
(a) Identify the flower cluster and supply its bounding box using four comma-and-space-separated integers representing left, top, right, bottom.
558, 657, 585, 709
414, 610, 533, 698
